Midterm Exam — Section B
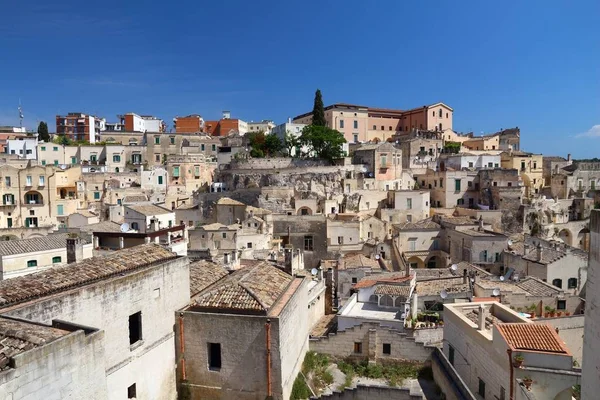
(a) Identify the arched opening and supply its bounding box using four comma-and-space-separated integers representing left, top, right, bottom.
60, 188, 67, 199
115, 167, 120, 173
380, 295, 394, 307
407, 256, 425, 269
297, 207, 313, 216
558, 229, 572, 246
24, 191, 43, 205
577, 228, 590, 251
426, 256, 440, 268
369, 294, 378, 304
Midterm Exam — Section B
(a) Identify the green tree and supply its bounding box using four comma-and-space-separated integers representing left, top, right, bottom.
53, 134, 72, 146
443, 141, 461, 154
37, 121, 50, 142
299, 125, 346, 162
311, 89, 326, 127
264, 134, 283, 157
284, 131, 300, 157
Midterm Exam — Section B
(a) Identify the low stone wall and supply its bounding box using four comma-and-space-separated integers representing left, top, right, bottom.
228, 157, 331, 170
412, 327, 443, 346
309, 322, 434, 363
313, 385, 415, 400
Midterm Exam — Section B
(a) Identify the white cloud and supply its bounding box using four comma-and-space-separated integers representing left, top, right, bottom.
576, 125, 600, 138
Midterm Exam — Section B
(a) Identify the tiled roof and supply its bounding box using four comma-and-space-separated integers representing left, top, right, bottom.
415, 261, 492, 281
122, 195, 148, 203
416, 277, 470, 296
125, 204, 171, 216
189, 260, 229, 296
191, 262, 293, 314
217, 197, 245, 206
522, 246, 566, 265
0, 233, 91, 257
374, 284, 411, 297
0, 317, 69, 371
71, 210, 97, 218
354, 272, 412, 289
474, 280, 529, 294
340, 253, 380, 270
80, 221, 122, 233
199, 223, 239, 231
496, 323, 568, 354
517, 278, 561, 297
398, 218, 440, 230
0, 244, 176, 308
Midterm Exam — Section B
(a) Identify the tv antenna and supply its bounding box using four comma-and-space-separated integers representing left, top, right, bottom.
18, 99, 24, 128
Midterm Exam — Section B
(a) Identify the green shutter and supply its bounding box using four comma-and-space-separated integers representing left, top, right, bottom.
173, 166, 180, 177
57, 205, 64, 215
158, 176, 163, 185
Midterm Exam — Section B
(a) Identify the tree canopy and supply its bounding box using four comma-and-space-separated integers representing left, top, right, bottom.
299, 125, 346, 162
443, 141, 461, 154
311, 89, 326, 127
247, 131, 283, 158
37, 121, 50, 142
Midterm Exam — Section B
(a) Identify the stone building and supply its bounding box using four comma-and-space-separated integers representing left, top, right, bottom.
399, 134, 443, 172
416, 169, 478, 208
176, 261, 308, 400
500, 150, 544, 198
550, 161, 600, 200
0, 244, 189, 399
273, 214, 328, 269
352, 142, 403, 190
379, 189, 431, 225
394, 218, 448, 269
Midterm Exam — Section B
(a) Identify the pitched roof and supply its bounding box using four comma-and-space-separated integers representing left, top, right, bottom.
522, 246, 567, 265
496, 323, 568, 354
516, 278, 561, 297
189, 260, 229, 296
199, 223, 239, 231
125, 204, 171, 216
0, 244, 176, 309
340, 253, 380, 270
0, 317, 70, 371
398, 218, 440, 230
354, 272, 412, 289
374, 284, 411, 297
191, 262, 293, 314
122, 195, 148, 203
0, 233, 91, 257
217, 197, 245, 206
80, 221, 123, 233
416, 277, 470, 296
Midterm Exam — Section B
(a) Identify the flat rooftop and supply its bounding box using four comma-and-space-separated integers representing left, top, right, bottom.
340, 300, 402, 323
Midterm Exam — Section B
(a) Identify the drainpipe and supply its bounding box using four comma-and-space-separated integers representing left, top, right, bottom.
507, 348, 514, 400
266, 319, 272, 398
179, 312, 186, 381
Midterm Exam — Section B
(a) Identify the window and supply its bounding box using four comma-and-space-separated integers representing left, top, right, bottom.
468, 181, 473, 188
446, 112, 449, 118
407, 215, 412, 222
26, 175, 32, 186
353, 342, 362, 354
454, 179, 461, 192
521, 161, 526, 171
201, 144, 205, 151
173, 166, 180, 177
41, 160, 46, 165
41, 146, 46, 151
222, 232, 227, 239
113, 155, 121, 162
373, 125, 376, 130
247, 242, 253, 249
468, 162, 474, 168
495, 252, 501, 262
409, 238, 416, 251
54, 160, 59, 166
552, 279, 563, 289
170, 137, 175, 144
27, 260, 37, 268
57, 204, 64, 215
351, 277, 358, 284
478, 378, 486, 398
128, 384, 137, 399
212, 144, 217, 151
337, 236, 343, 245
39, 176, 45, 186
130, 222, 138, 230
568, 278, 577, 289
52, 256, 61, 263
94, 192, 100, 200
533, 162, 537, 169
71, 157, 77, 164
304, 235, 314, 251
449, 345, 455, 365
353, 120, 358, 129
406, 198, 412, 209
208, 342, 222, 370
439, 123, 442, 131
439, 109, 443, 118
339, 119, 344, 128
383, 343, 391, 355
500, 387, 506, 400
353, 134, 358, 143
128, 311, 142, 345
53, 146, 58, 151
7, 218, 12, 228
155, 136, 160, 144
155, 154, 161, 162
557, 300, 566, 310
158, 176, 163, 185
480, 250, 488, 262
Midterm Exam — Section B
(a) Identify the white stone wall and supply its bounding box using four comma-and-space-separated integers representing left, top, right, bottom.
582, 210, 600, 399
0, 329, 107, 400
3, 257, 190, 400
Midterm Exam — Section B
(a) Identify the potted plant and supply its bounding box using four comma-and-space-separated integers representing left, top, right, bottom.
544, 305, 552, 317
557, 311, 563, 317
514, 354, 525, 368
566, 311, 571, 316
523, 376, 533, 390
549, 308, 556, 317
438, 321, 444, 327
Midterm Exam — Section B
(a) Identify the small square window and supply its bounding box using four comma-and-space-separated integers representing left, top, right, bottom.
247, 242, 253, 248
557, 300, 566, 310
353, 342, 362, 353
351, 277, 358, 284
382, 343, 391, 355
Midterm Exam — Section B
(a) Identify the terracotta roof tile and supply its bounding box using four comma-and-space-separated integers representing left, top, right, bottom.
217, 197, 245, 206
496, 323, 568, 354
189, 260, 229, 296
340, 254, 380, 270
125, 204, 171, 216
374, 284, 411, 297
354, 272, 412, 289
0, 233, 91, 257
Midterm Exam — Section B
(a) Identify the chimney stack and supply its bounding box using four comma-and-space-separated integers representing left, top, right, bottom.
478, 215, 484, 232
567, 154, 572, 162
66, 236, 83, 264
536, 242, 543, 262
463, 268, 468, 284
478, 304, 487, 331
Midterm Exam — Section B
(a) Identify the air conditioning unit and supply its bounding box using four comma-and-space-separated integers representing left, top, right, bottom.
29, 200, 36, 204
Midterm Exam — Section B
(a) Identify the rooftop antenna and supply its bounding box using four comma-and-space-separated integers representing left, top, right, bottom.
18, 99, 24, 128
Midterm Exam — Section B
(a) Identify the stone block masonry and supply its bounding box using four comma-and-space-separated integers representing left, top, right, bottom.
313, 384, 417, 400
309, 322, 434, 363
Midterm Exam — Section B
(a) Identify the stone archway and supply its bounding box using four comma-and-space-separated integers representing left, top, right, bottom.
577, 228, 590, 251
407, 256, 425, 269
297, 206, 313, 216
426, 256, 440, 268
558, 229, 572, 246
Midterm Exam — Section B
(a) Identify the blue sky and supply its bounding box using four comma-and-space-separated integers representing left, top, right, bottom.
1, 1, 598, 157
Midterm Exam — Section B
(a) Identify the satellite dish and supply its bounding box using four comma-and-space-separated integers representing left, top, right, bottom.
500, 276, 505, 281
59, 164, 67, 170
492, 288, 501, 297
375, 255, 381, 260
120, 223, 130, 233
310, 268, 318, 276
507, 239, 513, 247
450, 264, 458, 271
440, 289, 448, 299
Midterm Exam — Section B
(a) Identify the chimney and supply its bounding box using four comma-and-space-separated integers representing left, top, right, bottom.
536, 242, 543, 262
325, 268, 334, 314
478, 304, 487, 331
567, 153, 572, 162
463, 268, 468, 284
524, 243, 530, 255
66, 237, 83, 264
284, 246, 293, 275
288, 117, 291, 124
478, 215, 484, 231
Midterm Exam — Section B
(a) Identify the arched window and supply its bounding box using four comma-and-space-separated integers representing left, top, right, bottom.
568, 278, 578, 289
131, 222, 139, 230
552, 279, 563, 289
369, 295, 379, 304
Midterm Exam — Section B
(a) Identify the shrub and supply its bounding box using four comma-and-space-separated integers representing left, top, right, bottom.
291, 375, 311, 400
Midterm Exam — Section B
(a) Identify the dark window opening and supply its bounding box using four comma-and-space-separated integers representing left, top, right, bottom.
557, 300, 566, 310
478, 378, 486, 398
351, 277, 358, 284
128, 384, 137, 399
354, 342, 362, 353
383, 343, 391, 355
129, 311, 142, 345
208, 342, 222, 370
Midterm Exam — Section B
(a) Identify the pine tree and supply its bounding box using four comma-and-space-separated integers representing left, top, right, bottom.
37, 121, 50, 142
311, 89, 326, 127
